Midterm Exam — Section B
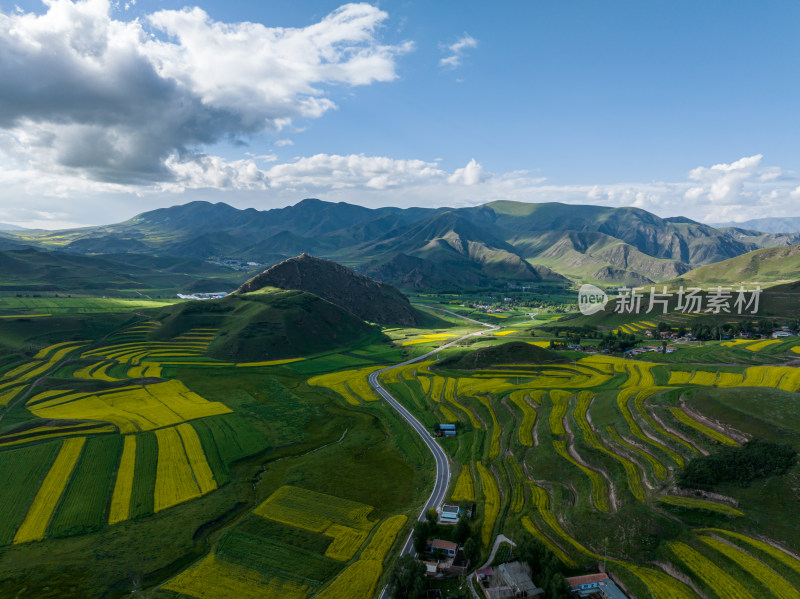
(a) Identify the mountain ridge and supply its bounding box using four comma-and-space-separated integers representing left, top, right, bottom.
5, 198, 800, 289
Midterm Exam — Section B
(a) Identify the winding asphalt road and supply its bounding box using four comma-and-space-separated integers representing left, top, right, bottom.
368, 306, 498, 557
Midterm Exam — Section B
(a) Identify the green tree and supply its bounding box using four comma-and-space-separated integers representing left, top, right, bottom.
388, 555, 427, 599
412, 521, 430, 554
547, 572, 571, 599
463, 537, 480, 565
425, 508, 438, 527
454, 514, 471, 545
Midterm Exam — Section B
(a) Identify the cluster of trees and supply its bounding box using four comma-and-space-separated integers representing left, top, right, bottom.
678, 439, 797, 489
598, 331, 638, 353
516, 538, 572, 599
387, 555, 426, 599
542, 325, 601, 339
672, 319, 798, 341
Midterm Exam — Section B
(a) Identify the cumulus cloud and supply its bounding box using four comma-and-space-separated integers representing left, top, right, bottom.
1, 147, 798, 228
262, 153, 448, 190
686, 154, 764, 205
0, 0, 410, 183
447, 158, 483, 185
439, 33, 477, 68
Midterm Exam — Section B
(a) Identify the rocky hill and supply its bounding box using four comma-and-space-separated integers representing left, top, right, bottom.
236, 254, 420, 326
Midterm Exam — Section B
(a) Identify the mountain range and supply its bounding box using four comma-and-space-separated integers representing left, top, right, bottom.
712, 217, 800, 234
3, 199, 800, 290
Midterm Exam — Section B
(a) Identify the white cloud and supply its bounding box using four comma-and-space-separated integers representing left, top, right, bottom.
0, 150, 798, 228
687, 154, 764, 205
0, 1, 410, 183
439, 33, 477, 68
262, 153, 447, 190
447, 158, 483, 185
274, 139, 294, 147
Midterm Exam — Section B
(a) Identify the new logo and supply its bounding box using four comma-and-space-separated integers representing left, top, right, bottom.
578, 284, 608, 315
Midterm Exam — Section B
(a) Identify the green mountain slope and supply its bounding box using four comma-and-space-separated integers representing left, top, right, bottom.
0, 248, 247, 294
670, 244, 800, 288
237, 254, 421, 325
153, 287, 375, 361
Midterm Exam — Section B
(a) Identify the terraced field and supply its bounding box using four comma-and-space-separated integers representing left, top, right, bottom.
162, 485, 408, 599
0, 329, 276, 545
4, 300, 800, 598
0, 311, 427, 598
295, 347, 800, 599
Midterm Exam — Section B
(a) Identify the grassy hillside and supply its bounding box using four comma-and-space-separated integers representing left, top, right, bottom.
154, 287, 377, 362
670, 244, 800, 288
0, 248, 250, 295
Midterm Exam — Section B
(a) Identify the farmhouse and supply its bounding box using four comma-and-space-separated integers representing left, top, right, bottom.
427, 539, 458, 557
434, 423, 457, 437
440, 503, 461, 522
566, 573, 628, 599
477, 560, 543, 598
421, 539, 470, 577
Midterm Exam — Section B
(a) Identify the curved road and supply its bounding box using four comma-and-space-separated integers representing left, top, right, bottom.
368, 306, 498, 557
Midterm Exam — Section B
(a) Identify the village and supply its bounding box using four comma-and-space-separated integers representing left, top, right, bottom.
412, 501, 630, 599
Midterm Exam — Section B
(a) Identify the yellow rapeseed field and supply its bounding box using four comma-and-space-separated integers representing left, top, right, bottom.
655, 495, 743, 516
699, 529, 800, 577
14, 437, 86, 543
477, 461, 499, 546
235, 358, 305, 367
0, 384, 25, 406
478, 396, 501, 459
521, 516, 576, 567
553, 439, 610, 513
27, 380, 232, 433
574, 392, 645, 502
439, 405, 460, 422
109, 435, 137, 525
254, 485, 375, 535
668, 541, 755, 599
668, 408, 739, 446
360, 515, 407, 561
620, 564, 697, 599
34, 341, 84, 359
699, 536, 800, 599
162, 553, 308, 599
450, 466, 475, 502
315, 559, 382, 599
154, 427, 202, 512
308, 367, 382, 405
177, 423, 217, 494
323, 524, 369, 561
508, 390, 537, 447
548, 390, 571, 435
745, 339, 781, 351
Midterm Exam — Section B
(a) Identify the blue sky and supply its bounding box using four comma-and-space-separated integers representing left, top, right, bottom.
0, 0, 798, 227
